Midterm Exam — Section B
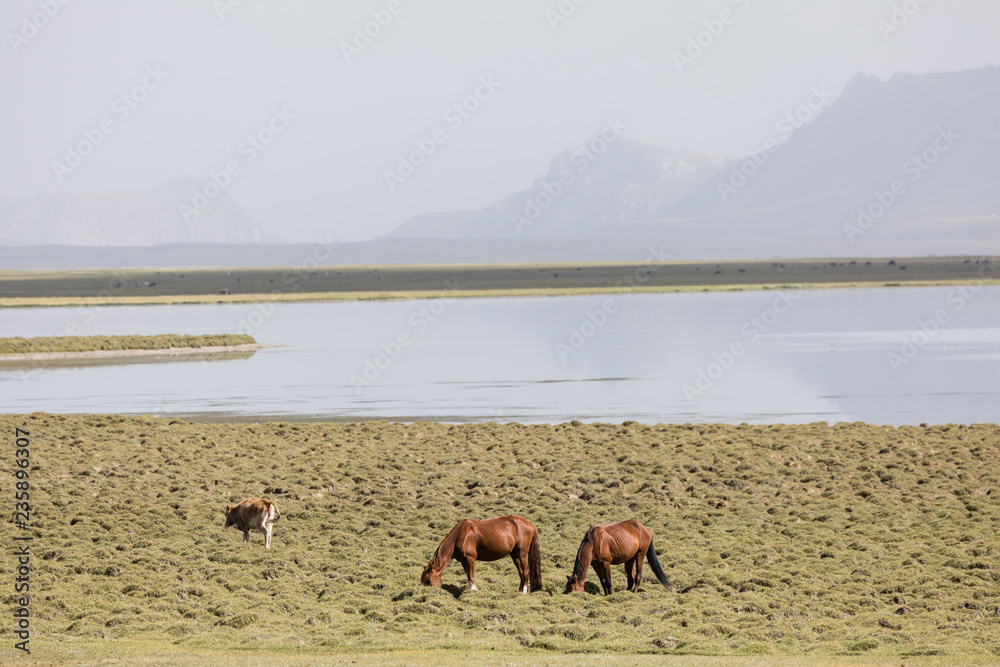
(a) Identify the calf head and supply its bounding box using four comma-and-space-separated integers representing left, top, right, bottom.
223, 505, 237, 529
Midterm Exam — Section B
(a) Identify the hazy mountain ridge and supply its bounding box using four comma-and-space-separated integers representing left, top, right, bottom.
387, 139, 729, 239
386, 67, 1000, 253
665, 66, 1000, 235
0, 180, 269, 246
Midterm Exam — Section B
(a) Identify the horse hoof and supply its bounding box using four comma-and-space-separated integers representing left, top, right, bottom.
469, 584, 478, 591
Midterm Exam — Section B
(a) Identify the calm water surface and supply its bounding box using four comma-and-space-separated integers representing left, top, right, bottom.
1, 286, 997, 424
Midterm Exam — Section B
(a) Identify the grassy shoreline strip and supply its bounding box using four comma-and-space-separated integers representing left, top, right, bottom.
0, 257, 996, 307
1, 278, 998, 308
0, 333, 255, 355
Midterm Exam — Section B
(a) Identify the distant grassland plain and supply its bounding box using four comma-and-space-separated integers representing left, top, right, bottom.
3, 414, 998, 664
0, 256, 997, 307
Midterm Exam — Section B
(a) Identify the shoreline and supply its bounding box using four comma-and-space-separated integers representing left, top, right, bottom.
1, 256, 995, 308
2, 277, 998, 308
0, 342, 280, 362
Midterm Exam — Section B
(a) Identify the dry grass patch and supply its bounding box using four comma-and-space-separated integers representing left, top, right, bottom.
0, 334, 255, 355
1, 415, 998, 660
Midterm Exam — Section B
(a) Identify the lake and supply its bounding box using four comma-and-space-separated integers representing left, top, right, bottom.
1, 286, 997, 424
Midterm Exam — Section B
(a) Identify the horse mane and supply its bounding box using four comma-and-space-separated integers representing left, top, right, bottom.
571, 529, 593, 582
428, 520, 464, 571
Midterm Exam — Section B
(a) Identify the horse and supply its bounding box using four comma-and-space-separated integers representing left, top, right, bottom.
421, 515, 542, 593
564, 519, 671, 595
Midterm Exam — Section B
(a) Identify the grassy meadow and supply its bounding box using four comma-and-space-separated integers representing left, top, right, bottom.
2, 414, 998, 663
0, 334, 255, 356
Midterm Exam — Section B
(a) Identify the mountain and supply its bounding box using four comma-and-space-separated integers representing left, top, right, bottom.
0, 180, 270, 246
385, 67, 1000, 256
387, 139, 728, 239
660, 66, 1000, 249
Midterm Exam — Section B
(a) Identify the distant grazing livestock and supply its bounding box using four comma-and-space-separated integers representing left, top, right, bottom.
565, 520, 671, 595
224, 497, 280, 549
421, 515, 542, 593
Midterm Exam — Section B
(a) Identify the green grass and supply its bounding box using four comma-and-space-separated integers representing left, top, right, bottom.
0, 334, 255, 355
2, 415, 998, 662
0, 256, 996, 307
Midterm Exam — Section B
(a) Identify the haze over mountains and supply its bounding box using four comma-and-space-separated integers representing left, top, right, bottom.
2, 67, 997, 267
662, 66, 1000, 253
0, 180, 268, 247
387, 66, 999, 257
388, 138, 728, 239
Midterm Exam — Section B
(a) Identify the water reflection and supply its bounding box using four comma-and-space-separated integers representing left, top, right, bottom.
0, 286, 996, 425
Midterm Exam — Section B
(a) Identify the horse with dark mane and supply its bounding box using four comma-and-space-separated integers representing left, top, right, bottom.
421, 515, 542, 593
564, 519, 671, 595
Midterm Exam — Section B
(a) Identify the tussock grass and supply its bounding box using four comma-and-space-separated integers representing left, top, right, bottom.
2, 415, 998, 660
0, 334, 255, 355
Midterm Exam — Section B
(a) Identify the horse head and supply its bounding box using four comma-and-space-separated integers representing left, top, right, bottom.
564, 574, 584, 593
421, 563, 442, 587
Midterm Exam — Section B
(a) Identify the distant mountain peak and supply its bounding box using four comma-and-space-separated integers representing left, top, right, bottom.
0, 183, 273, 246
387, 66, 998, 256
387, 136, 728, 240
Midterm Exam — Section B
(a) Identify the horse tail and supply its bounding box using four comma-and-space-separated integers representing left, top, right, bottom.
645, 539, 672, 590
269, 503, 281, 523
528, 529, 543, 592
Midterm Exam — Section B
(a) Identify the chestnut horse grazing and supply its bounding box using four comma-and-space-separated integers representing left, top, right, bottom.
564, 520, 671, 595
421, 515, 542, 593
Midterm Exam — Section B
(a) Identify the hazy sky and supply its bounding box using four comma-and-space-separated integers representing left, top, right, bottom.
3, 0, 998, 242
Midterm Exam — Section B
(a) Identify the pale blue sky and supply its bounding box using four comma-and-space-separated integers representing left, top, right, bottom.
2, 0, 998, 241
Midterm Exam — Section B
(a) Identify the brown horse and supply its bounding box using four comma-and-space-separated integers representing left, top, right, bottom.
421, 515, 542, 593
564, 520, 671, 595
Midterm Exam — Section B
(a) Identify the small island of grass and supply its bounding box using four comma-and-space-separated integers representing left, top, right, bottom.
0, 334, 276, 366
0, 333, 256, 355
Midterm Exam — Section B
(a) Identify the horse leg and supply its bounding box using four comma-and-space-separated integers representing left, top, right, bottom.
511, 550, 528, 594
625, 557, 636, 592
594, 560, 613, 595
458, 555, 477, 591
520, 549, 533, 594
633, 551, 645, 592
